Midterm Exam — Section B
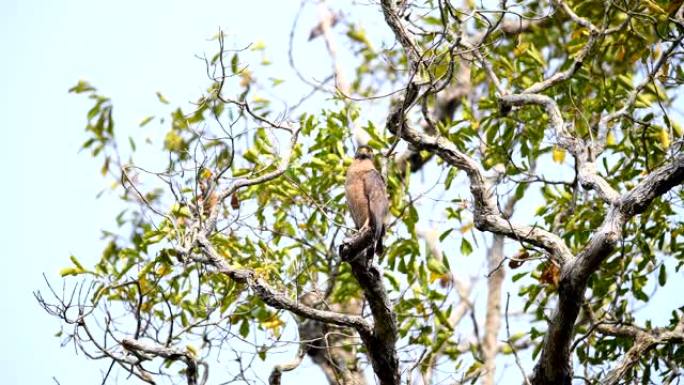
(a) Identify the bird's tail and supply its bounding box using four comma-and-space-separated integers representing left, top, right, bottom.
374, 226, 385, 256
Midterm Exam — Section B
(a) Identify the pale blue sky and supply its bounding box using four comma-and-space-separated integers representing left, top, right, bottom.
0, 1, 326, 383
1, 1, 682, 385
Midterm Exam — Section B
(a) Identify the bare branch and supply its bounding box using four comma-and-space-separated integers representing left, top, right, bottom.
122, 338, 208, 385
196, 234, 373, 335
339, 227, 400, 385
395, 66, 471, 176
506, 293, 532, 385
268, 345, 306, 385
600, 318, 684, 385
379, 0, 421, 71
398, 124, 573, 263
500, 93, 620, 205
482, 193, 522, 385
532, 150, 684, 384
552, 0, 598, 33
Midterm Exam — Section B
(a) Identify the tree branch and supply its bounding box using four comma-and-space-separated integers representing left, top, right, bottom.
196, 234, 373, 335
482, 193, 521, 385
268, 344, 306, 385
398, 124, 573, 263
121, 338, 208, 385
599, 317, 684, 385
395, 66, 471, 176
500, 93, 620, 205
531, 150, 684, 385
339, 227, 400, 385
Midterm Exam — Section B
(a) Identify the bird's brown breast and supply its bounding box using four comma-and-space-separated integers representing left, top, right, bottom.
345, 159, 374, 229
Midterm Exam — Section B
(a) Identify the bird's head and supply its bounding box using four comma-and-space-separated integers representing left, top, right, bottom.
354, 145, 374, 160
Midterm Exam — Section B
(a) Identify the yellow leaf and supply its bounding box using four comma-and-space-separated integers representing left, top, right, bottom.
347, 26, 372, 47
186, 344, 198, 357
139, 276, 154, 293
254, 267, 270, 280
606, 131, 616, 146
252, 95, 268, 104
459, 222, 474, 234
513, 42, 530, 57
60, 267, 80, 277
199, 168, 213, 180
659, 128, 670, 149
251, 40, 266, 51
552, 146, 566, 163
155, 91, 170, 104
429, 272, 449, 284
171, 203, 192, 218
164, 131, 184, 152
643, 0, 666, 14
427, 257, 445, 273
659, 62, 670, 81
466, 362, 482, 377
571, 28, 589, 40
672, 121, 683, 137
262, 316, 285, 330
239, 70, 252, 87
156, 264, 172, 277
139, 116, 155, 127
261, 316, 285, 337
140, 302, 152, 313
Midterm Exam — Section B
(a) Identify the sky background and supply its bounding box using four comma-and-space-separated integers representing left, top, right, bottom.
1, 1, 682, 385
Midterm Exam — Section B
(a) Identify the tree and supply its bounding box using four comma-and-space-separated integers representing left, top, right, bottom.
37, 1, 684, 384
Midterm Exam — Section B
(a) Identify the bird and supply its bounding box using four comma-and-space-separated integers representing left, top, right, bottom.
344, 145, 388, 259
307, 12, 341, 41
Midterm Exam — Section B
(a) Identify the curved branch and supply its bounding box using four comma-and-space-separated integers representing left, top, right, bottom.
532, 150, 684, 385
500, 93, 620, 205
399, 124, 573, 263
204, 127, 301, 232
268, 345, 306, 385
379, 0, 421, 71
600, 318, 684, 385
196, 234, 373, 335
122, 338, 208, 385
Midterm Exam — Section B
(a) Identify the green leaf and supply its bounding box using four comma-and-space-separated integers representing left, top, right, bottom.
444, 168, 458, 189
239, 320, 250, 338
156, 91, 170, 104
69, 80, 95, 94
139, 116, 154, 127
460, 238, 473, 256
69, 255, 85, 270
431, 303, 453, 330
59, 267, 80, 277
231, 54, 239, 74
439, 229, 453, 242
512, 272, 527, 282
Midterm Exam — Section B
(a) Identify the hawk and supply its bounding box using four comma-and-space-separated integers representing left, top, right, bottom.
345, 145, 388, 258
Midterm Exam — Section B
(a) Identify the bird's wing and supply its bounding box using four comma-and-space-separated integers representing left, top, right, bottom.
363, 169, 388, 240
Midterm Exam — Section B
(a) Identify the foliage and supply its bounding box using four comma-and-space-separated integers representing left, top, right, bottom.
39, 1, 684, 385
